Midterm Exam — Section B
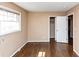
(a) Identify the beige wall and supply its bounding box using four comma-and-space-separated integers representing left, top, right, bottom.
67, 4, 79, 55
0, 3, 28, 56
28, 12, 66, 42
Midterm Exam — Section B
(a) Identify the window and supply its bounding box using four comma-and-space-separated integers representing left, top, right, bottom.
0, 8, 21, 36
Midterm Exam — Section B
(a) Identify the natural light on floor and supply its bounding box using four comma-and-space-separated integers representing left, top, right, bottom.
38, 51, 45, 57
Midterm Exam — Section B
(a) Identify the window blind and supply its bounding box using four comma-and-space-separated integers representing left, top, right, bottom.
0, 8, 21, 36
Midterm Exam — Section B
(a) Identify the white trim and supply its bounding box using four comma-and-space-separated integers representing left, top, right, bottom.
48, 16, 50, 42
48, 16, 56, 42
67, 12, 74, 49
73, 49, 79, 56
66, 12, 74, 43
27, 40, 49, 42
19, 12, 22, 32
10, 41, 28, 57
66, 12, 74, 16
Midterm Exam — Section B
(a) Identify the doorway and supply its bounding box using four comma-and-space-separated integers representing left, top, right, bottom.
49, 16, 68, 43
50, 17, 55, 42
68, 15, 73, 45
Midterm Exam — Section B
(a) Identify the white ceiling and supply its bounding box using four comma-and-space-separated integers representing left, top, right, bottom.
14, 2, 79, 12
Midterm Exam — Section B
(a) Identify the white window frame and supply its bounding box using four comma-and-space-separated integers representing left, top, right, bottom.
0, 5, 21, 36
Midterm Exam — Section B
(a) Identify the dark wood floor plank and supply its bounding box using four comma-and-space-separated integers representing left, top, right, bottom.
13, 39, 78, 57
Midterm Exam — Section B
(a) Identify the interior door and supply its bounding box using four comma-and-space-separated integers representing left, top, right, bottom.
55, 16, 68, 43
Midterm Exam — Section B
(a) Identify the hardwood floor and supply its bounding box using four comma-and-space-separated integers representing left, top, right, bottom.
13, 39, 78, 57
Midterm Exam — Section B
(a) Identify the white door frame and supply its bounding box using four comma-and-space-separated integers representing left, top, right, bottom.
48, 15, 70, 42
67, 12, 74, 16
66, 12, 74, 33
48, 16, 56, 42
66, 12, 74, 43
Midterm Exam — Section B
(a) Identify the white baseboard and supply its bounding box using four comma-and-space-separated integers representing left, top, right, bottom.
73, 49, 79, 56
10, 41, 28, 57
28, 40, 50, 42
10, 40, 49, 57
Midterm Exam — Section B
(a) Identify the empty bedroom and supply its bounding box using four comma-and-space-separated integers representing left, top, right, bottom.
0, 2, 79, 57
